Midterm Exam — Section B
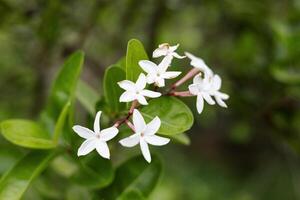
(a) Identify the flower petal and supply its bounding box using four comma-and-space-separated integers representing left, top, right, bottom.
158, 57, 171, 72
136, 73, 147, 90
185, 52, 213, 76
193, 73, 203, 84
119, 91, 136, 102
216, 91, 229, 100
215, 96, 228, 108
156, 78, 165, 87
133, 109, 146, 133
202, 93, 215, 105
212, 74, 222, 90
188, 83, 199, 95
96, 141, 110, 159
144, 117, 161, 135
94, 111, 101, 133
146, 74, 156, 84
139, 60, 157, 74
196, 94, 204, 114
172, 52, 186, 59
100, 127, 119, 141
136, 94, 148, 105
119, 133, 140, 147
118, 80, 136, 91
140, 90, 161, 98
169, 44, 179, 52
77, 138, 97, 156
140, 138, 151, 163
185, 52, 205, 68
161, 71, 181, 79
73, 125, 94, 139
153, 48, 167, 58
145, 135, 170, 146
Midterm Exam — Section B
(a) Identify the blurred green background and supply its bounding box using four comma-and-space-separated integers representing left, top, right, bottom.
0, 0, 300, 199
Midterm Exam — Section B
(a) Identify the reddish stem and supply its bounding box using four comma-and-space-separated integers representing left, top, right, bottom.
171, 68, 200, 90
169, 91, 194, 97
129, 100, 138, 114
125, 120, 135, 132
114, 100, 138, 128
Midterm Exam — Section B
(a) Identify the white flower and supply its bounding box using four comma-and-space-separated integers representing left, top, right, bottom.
185, 52, 213, 77
153, 43, 185, 64
139, 59, 181, 87
188, 73, 229, 114
118, 73, 161, 105
72, 111, 118, 159
119, 109, 170, 163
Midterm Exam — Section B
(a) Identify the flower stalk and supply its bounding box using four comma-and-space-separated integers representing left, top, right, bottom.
170, 68, 200, 90
125, 119, 135, 132
169, 91, 194, 97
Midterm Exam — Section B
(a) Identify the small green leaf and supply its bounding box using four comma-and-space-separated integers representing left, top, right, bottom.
53, 101, 71, 144
117, 189, 146, 200
126, 39, 148, 82
76, 80, 100, 115
43, 51, 84, 127
100, 155, 162, 199
116, 56, 126, 71
140, 97, 194, 136
0, 151, 56, 200
169, 133, 191, 145
0, 120, 55, 149
271, 65, 300, 84
71, 153, 114, 189
103, 65, 126, 114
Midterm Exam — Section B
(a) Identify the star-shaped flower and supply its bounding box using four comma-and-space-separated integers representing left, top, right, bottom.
73, 111, 118, 159
118, 73, 161, 105
139, 59, 181, 87
188, 73, 229, 114
153, 43, 185, 63
119, 109, 170, 163
185, 52, 213, 77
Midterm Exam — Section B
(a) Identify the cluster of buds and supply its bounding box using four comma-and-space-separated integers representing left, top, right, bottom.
73, 43, 229, 162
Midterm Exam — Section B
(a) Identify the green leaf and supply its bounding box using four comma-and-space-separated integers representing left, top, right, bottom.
43, 51, 84, 127
0, 151, 56, 200
116, 56, 126, 71
103, 65, 126, 114
0, 148, 23, 175
169, 133, 191, 145
0, 101, 70, 149
0, 120, 55, 149
76, 80, 100, 115
126, 39, 148, 82
140, 97, 194, 136
100, 155, 162, 199
117, 189, 146, 200
65, 185, 92, 200
53, 101, 71, 144
271, 65, 300, 84
71, 153, 114, 189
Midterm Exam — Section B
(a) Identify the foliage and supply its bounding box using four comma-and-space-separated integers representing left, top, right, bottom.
0, 39, 194, 199
0, 1, 299, 199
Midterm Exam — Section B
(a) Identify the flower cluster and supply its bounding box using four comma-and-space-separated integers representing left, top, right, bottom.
185, 52, 229, 113
73, 43, 229, 162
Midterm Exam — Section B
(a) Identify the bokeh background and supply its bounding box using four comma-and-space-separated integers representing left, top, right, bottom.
1, 0, 300, 199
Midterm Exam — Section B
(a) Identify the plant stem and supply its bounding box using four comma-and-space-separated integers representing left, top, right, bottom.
125, 120, 135, 132
113, 100, 138, 128
114, 68, 199, 128
170, 68, 200, 90
169, 91, 194, 97
129, 100, 138, 114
